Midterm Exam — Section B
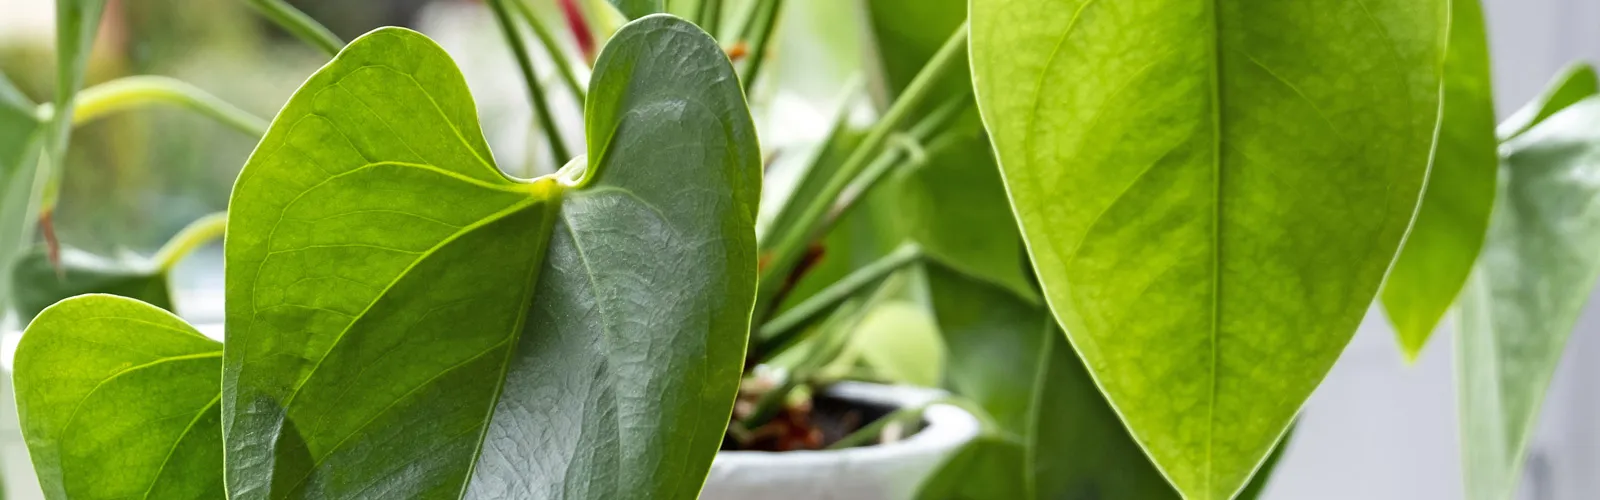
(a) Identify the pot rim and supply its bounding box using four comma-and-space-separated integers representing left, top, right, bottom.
712, 381, 980, 465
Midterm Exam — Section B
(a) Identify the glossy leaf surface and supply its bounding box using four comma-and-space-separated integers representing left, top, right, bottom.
224, 17, 755, 499
10, 246, 171, 320
15, 295, 224, 499
1456, 96, 1600, 500
467, 15, 758, 499
970, 1, 1446, 496
1381, 0, 1498, 359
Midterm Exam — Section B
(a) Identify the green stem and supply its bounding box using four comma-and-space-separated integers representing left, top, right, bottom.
744, 272, 903, 429
511, 0, 587, 102
703, 0, 725, 36
41, 76, 269, 136
826, 403, 927, 450
824, 96, 968, 232
153, 212, 228, 272
754, 24, 967, 315
825, 396, 1009, 450
755, 243, 922, 360
244, 0, 343, 56
489, 0, 573, 167
739, 0, 785, 94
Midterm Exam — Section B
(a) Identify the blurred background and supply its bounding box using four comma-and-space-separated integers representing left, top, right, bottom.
0, 0, 1594, 499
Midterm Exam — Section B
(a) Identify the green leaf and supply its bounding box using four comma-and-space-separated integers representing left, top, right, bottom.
48, 0, 107, 160
1456, 96, 1600, 500
969, 1, 1446, 497
918, 266, 1292, 499
223, 16, 756, 499
1497, 63, 1599, 140
918, 265, 1176, 499
849, 300, 943, 386
861, 0, 1034, 300
863, 0, 968, 108
10, 246, 172, 321
1380, 0, 1498, 360
609, 0, 665, 19
898, 111, 1036, 301
15, 294, 225, 499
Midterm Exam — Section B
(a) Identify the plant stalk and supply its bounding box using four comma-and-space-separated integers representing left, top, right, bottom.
754, 24, 967, 316
511, 0, 587, 102
489, 0, 573, 167
42, 76, 269, 137
738, 0, 785, 94
153, 212, 228, 272
698, 0, 724, 36
244, 0, 343, 56
754, 243, 922, 360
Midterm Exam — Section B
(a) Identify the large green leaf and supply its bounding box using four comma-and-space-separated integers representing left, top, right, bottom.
15, 294, 225, 499
1456, 96, 1600, 500
1380, 0, 1497, 360
223, 17, 756, 499
1497, 63, 1599, 140
969, 1, 1446, 497
10, 246, 172, 320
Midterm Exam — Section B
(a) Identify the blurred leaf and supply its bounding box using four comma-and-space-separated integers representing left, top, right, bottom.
1498, 63, 1599, 140
223, 18, 755, 499
862, 0, 967, 109
971, 0, 1446, 496
918, 265, 1175, 499
1457, 96, 1600, 500
10, 246, 171, 321
850, 300, 943, 386
1381, 0, 1498, 360
15, 295, 225, 499
899, 110, 1035, 301
608, 0, 664, 18
48, 0, 107, 159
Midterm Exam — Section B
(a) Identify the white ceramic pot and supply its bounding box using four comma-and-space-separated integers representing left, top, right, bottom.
702, 382, 980, 500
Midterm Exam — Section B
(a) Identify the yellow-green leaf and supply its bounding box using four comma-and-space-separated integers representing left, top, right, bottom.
970, 1, 1447, 497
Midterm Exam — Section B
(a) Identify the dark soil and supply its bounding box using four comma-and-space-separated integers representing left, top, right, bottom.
723, 386, 906, 452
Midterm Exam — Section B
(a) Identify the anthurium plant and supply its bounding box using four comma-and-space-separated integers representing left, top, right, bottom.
3, 0, 1600, 499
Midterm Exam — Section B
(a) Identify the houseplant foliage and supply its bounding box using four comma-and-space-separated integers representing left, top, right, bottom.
1456, 64, 1600, 500
11, 0, 1600, 499
969, 0, 1446, 498
16, 14, 759, 500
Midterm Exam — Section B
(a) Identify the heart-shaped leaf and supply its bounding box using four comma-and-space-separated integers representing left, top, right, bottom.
14, 294, 225, 499
1456, 95, 1600, 500
1380, 0, 1498, 360
970, 1, 1446, 497
222, 16, 756, 499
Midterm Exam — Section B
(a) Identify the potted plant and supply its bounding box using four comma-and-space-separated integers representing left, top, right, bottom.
5, 0, 1600, 499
